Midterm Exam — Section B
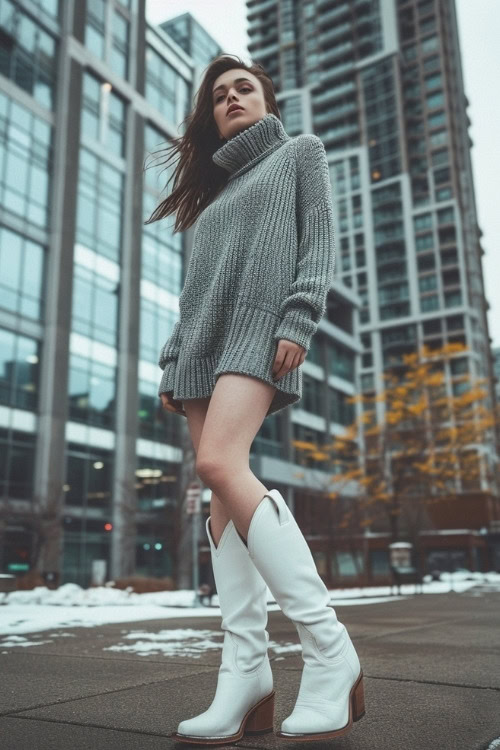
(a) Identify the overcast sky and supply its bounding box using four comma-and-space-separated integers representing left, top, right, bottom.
146, 0, 500, 348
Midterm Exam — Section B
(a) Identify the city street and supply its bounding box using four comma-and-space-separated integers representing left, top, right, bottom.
0, 584, 498, 749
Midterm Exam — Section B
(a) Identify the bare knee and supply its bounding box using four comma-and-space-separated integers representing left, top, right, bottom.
195, 455, 229, 489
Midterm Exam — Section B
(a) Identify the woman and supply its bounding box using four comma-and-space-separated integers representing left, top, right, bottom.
145, 54, 365, 744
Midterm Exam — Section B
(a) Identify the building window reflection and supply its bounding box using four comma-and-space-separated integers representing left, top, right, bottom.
68, 352, 115, 427
326, 340, 355, 382
139, 123, 184, 441
329, 386, 355, 426
81, 71, 126, 157
32, 0, 59, 19
84, 0, 130, 81
111, 7, 129, 79
0, 92, 52, 226
63, 444, 113, 586
65, 445, 113, 508
76, 147, 124, 262
0, 225, 44, 319
0, 427, 36, 499
0, 0, 57, 109
71, 263, 118, 348
0, 328, 39, 410
145, 46, 190, 122
362, 58, 401, 182
85, 0, 105, 59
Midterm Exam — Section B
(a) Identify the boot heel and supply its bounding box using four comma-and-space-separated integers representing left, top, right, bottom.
244, 690, 275, 734
351, 671, 365, 722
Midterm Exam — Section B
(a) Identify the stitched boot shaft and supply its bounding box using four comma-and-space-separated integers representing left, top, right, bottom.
175, 518, 274, 741
246, 489, 362, 737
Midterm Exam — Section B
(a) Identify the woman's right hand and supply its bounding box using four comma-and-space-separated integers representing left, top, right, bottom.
160, 392, 186, 416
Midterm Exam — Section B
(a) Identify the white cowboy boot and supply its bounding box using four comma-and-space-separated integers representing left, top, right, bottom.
246, 489, 365, 741
172, 516, 275, 745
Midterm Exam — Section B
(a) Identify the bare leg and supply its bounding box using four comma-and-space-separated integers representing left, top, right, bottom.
184, 373, 277, 543
175, 382, 276, 743
182, 394, 231, 547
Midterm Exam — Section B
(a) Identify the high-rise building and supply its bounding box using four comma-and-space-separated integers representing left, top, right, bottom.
247, 0, 500, 573
0, 0, 200, 585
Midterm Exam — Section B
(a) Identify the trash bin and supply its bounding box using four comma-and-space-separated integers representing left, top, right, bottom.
0, 574, 16, 593
388, 542, 423, 595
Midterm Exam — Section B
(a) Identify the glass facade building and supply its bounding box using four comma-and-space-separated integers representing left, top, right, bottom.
0, 0, 198, 585
247, 0, 499, 577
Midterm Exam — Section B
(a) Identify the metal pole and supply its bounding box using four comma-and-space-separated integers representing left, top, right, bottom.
192, 508, 200, 606
190, 482, 203, 607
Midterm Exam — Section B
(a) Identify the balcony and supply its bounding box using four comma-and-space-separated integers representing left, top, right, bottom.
320, 121, 359, 144
317, 3, 351, 27
314, 101, 358, 124
320, 41, 354, 65
320, 61, 356, 84
318, 22, 351, 46
313, 80, 356, 105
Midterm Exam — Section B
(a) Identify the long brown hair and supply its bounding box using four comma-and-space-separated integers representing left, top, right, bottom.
143, 54, 281, 234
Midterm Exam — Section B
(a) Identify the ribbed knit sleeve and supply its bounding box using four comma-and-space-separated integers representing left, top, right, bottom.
273, 135, 335, 353
158, 319, 182, 397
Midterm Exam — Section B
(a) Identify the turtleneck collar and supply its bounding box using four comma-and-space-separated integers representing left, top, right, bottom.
212, 113, 291, 181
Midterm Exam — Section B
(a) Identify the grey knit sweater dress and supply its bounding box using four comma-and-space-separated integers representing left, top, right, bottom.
158, 113, 335, 418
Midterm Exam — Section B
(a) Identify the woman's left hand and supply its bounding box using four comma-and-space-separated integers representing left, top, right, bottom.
272, 339, 306, 381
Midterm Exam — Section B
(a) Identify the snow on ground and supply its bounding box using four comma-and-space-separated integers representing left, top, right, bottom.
0, 571, 498, 640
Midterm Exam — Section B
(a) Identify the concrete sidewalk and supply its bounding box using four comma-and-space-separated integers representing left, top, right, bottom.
0, 585, 498, 749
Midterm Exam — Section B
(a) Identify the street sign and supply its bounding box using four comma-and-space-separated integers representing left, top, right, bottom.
186, 482, 202, 515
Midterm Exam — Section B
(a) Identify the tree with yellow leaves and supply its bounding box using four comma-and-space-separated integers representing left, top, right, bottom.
293, 342, 500, 568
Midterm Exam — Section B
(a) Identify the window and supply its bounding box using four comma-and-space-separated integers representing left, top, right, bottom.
431, 149, 448, 166
111, 8, 129, 78
415, 232, 433, 251
414, 213, 432, 231
0, 225, 44, 319
434, 166, 450, 185
81, 70, 126, 157
436, 187, 452, 201
85, 0, 106, 59
450, 355, 468, 374
444, 290, 462, 307
423, 318, 441, 334
426, 91, 444, 109
419, 274, 437, 292
0, 326, 40, 409
428, 111, 445, 128
417, 254, 435, 271
76, 147, 124, 263
438, 206, 454, 225
423, 54, 440, 72
429, 129, 447, 147
420, 294, 438, 311
84, 0, 131, 80
0, 93, 52, 227
441, 248, 457, 266
424, 73, 442, 90
0, 2, 57, 109
145, 46, 189, 123
421, 35, 438, 53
